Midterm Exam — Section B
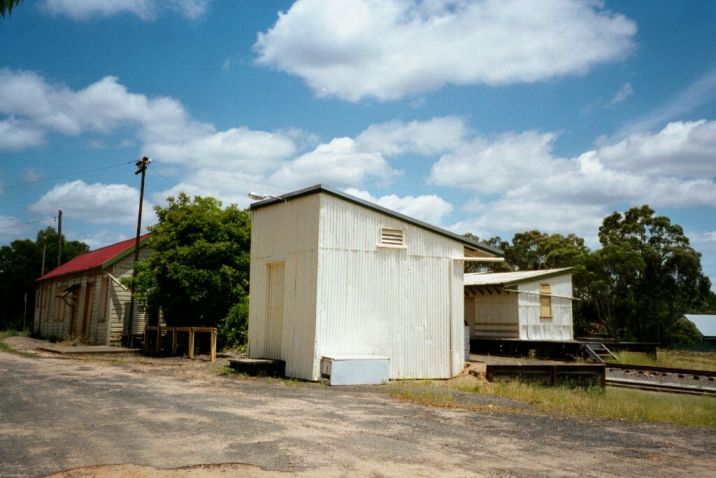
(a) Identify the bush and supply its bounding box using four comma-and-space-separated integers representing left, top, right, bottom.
219, 296, 249, 351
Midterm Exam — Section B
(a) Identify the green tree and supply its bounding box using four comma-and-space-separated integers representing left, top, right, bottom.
0, 227, 88, 330
584, 205, 711, 343
507, 230, 590, 271
131, 194, 251, 334
0, 0, 23, 17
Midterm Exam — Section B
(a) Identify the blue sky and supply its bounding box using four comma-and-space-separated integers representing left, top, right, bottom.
1, 0, 715, 287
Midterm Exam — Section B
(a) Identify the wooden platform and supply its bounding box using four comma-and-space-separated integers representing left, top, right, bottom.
36, 345, 139, 356
229, 358, 286, 377
485, 363, 606, 387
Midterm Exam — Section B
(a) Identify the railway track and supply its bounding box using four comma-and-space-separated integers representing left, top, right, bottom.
605, 363, 716, 396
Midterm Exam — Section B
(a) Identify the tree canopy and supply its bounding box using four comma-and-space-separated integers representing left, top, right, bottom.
131, 194, 251, 333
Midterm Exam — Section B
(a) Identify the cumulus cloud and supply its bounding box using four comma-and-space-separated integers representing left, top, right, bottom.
0, 119, 44, 151
29, 180, 156, 226
0, 70, 208, 143
430, 120, 716, 243
344, 188, 453, 225
269, 138, 397, 189
255, 0, 636, 101
596, 120, 716, 178
355, 117, 468, 156
42, 0, 209, 21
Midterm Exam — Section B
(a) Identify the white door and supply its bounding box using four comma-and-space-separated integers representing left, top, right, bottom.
265, 262, 285, 359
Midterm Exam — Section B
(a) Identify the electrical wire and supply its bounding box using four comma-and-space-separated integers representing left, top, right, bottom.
0, 160, 135, 192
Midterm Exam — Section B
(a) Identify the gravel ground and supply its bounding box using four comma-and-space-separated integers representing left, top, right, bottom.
1, 339, 715, 477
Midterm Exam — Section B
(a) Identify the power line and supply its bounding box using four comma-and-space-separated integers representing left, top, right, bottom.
0, 216, 56, 232
0, 160, 135, 192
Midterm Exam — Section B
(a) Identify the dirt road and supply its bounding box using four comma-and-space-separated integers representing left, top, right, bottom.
1, 350, 714, 477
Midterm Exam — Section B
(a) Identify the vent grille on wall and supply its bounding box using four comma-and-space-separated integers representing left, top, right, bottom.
380, 228, 405, 247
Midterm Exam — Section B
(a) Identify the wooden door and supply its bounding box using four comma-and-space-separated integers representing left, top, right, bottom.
81, 281, 94, 339
265, 262, 285, 359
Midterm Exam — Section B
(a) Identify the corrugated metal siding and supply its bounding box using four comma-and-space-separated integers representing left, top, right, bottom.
249, 194, 320, 380
466, 290, 519, 338
315, 194, 465, 380
518, 274, 573, 340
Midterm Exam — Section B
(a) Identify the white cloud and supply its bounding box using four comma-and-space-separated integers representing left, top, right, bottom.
0, 119, 44, 151
29, 180, 156, 226
145, 127, 297, 174
269, 137, 398, 189
430, 131, 561, 193
0, 70, 208, 143
344, 188, 453, 225
255, 0, 636, 101
452, 200, 604, 245
355, 117, 468, 156
596, 120, 716, 178
42, 0, 209, 21
609, 82, 633, 106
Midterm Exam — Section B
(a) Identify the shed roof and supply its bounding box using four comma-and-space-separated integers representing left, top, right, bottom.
684, 314, 716, 337
38, 233, 151, 282
464, 268, 572, 287
250, 184, 502, 256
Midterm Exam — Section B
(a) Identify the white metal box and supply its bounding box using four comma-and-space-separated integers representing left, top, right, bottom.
320, 355, 390, 385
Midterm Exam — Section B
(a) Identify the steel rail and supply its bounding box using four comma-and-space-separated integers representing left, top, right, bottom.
605, 362, 716, 378
606, 377, 716, 397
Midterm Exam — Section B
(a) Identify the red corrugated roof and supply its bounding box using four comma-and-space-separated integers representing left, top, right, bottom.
38, 233, 151, 282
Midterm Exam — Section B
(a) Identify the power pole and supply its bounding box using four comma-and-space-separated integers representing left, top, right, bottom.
56, 209, 63, 267
40, 237, 47, 276
126, 156, 150, 348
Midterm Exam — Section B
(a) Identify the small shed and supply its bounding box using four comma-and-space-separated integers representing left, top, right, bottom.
683, 314, 716, 345
464, 268, 574, 341
248, 185, 501, 381
33, 234, 151, 345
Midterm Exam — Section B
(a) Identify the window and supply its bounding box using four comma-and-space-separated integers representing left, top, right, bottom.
539, 283, 552, 319
379, 227, 405, 247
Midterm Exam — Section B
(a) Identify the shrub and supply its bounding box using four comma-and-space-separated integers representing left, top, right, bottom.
219, 296, 249, 351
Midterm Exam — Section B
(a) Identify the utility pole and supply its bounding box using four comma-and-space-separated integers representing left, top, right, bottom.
56, 209, 63, 267
40, 237, 47, 276
126, 156, 150, 348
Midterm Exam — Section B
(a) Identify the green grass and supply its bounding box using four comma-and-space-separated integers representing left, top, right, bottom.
0, 329, 37, 358
386, 375, 716, 429
614, 349, 716, 371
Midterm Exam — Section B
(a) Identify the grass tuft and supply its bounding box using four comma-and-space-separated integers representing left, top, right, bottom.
0, 329, 37, 359
386, 375, 716, 429
614, 349, 716, 371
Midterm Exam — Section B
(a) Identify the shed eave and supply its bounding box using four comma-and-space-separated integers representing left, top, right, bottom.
250, 184, 502, 256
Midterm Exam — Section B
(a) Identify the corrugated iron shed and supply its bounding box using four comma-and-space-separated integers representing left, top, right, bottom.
684, 314, 716, 337
464, 268, 572, 287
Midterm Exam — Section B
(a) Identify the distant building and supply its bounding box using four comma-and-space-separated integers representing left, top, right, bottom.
683, 314, 716, 345
33, 234, 151, 345
248, 185, 502, 381
464, 268, 574, 341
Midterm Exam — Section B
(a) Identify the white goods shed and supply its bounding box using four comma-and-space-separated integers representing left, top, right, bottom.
248, 185, 502, 381
464, 268, 574, 341
683, 314, 716, 344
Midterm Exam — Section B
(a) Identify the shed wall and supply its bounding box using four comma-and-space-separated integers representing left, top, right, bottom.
465, 290, 519, 338
314, 194, 465, 380
248, 194, 320, 380
108, 246, 151, 345
517, 274, 573, 340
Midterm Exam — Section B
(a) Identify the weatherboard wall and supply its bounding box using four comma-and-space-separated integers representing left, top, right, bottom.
248, 194, 320, 380
313, 193, 465, 380
107, 247, 151, 345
